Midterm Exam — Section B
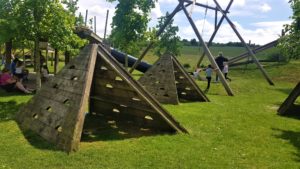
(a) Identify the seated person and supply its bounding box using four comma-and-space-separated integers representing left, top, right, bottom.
10, 58, 19, 75
41, 65, 50, 82
14, 60, 29, 82
0, 68, 32, 94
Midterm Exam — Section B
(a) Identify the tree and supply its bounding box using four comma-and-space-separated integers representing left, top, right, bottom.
106, 0, 157, 55
18, 0, 85, 90
154, 12, 181, 57
0, 0, 21, 68
190, 38, 198, 46
279, 0, 300, 60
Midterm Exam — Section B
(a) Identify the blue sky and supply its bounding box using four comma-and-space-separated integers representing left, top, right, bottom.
77, 0, 292, 45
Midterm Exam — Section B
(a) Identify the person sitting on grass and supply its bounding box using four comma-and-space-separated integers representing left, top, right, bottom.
14, 61, 29, 82
0, 68, 32, 94
41, 65, 50, 82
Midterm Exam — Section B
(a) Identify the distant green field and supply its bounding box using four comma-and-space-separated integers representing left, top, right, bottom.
142, 45, 280, 71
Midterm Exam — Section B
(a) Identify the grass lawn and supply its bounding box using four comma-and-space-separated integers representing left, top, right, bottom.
0, 47, 300, 168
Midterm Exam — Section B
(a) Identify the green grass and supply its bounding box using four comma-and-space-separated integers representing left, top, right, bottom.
0, 46, 300, 168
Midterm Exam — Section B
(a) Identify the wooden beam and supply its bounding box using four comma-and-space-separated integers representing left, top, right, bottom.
196, 0, 234, 68
213, 0, 275, 86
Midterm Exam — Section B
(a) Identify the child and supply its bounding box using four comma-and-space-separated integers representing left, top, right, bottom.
193, 67, 201, 80
205, 65, 213, 92
223, 62, 231, 81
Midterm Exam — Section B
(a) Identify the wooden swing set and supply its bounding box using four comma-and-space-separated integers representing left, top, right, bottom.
129, 0, 275, 96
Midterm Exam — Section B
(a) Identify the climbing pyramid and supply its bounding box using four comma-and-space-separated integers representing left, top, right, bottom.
16, 44, 187, 153
138, 53, 209, 104
278, 82, 300, 115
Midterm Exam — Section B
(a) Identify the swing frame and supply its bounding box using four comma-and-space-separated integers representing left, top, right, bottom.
129, 0, 275, 96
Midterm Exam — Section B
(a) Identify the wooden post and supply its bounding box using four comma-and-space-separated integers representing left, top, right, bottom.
35, 39, 42, 91
94, 16, 97, 33
51, 52, 54, 66
104, 10, 109, 40
129, 1, 188, 73
213, 0, 274, 86
54, 49, 59, 75
196, 0, 234, 68
215, 9, 218, 30
180, 0, 234, 96
46, 47, 49, 67
85, 10, 88, 26
22, 44, 26, 68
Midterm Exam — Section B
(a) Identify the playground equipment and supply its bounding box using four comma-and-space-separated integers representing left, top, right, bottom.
228, 39, 279, 65
75, 27, 151, 73
16, 44, 187, 153
278, 82, 300, 115
138, 53, 209, 104
129, 0, 276, 96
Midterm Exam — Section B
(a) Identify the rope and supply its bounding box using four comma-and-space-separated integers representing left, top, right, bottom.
189, 0, 196, 17
201, 2, 208, 35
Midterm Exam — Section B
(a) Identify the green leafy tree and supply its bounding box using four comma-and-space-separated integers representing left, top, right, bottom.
0, 0, 21, 68
154, 12, 181, 57
190, 38, 198, 46
106, 0, 157, 55
18, 0, 85, 90
279, 0, 300, 60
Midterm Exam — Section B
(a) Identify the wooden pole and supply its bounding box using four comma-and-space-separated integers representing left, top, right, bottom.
196, 0, 234, 68
22, 44, 26, 68
94, 16, 97, 33
104, 10, 109, 40
46, 47, 49, 67
180, 0, 234, 96
129, 1, 189, 73
85, 10, 88, 26
54, 49, 59, 75
215, 9, 218, 30
213, 0, 274, 86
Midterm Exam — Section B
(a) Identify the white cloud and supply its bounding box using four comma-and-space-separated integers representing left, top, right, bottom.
76, 0, 291, 45
178, 20, 291, 45
260, 3, 272, 13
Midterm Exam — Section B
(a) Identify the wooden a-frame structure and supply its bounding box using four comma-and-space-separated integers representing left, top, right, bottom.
129, 0, 275, 97
278, 82, 300, 115
16, 44, 187, 153
138, 53, 209, 104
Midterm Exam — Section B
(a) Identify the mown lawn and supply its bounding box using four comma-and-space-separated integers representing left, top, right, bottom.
0, 48, 299, 168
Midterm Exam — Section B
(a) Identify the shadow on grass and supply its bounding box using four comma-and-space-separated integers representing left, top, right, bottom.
277, 104, 300, 120
273, 128, 300, 162
276, 88, 293, 95
81, 114, 175, 142
0, 100, 23, 122
21, 129, 60, 152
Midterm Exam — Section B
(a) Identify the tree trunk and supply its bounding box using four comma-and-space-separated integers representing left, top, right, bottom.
45, 48, 49, 67
54, 49, 59, 74
5, 40, 12, 69
64, 51, 70, 65
34, 39, 42, 91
